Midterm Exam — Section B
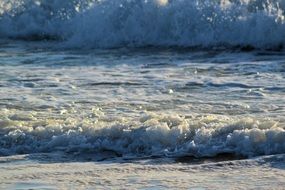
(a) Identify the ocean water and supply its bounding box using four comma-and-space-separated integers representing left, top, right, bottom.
0, 0, 285, 189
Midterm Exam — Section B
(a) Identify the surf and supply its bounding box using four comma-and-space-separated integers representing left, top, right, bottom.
0, 0, 285, 49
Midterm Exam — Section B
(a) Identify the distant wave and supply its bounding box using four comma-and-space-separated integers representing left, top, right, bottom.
1, 0, 285, 49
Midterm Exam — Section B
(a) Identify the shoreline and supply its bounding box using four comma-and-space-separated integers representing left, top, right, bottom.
0, 154, 284, 189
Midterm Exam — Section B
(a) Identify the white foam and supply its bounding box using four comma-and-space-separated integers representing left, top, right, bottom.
0, 111, 284, 158
1, 0, 285, 49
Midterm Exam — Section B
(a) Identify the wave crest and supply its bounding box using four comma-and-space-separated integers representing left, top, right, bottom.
0, 0, 285, 49
1, 112, 284, 158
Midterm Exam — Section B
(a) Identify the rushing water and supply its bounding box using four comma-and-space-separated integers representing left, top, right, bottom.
0, 42, 284, 158
0, 0, 285, 189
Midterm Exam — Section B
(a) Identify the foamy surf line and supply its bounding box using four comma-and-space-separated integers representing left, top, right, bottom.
1, 0, 285, 49
1, 113, 284, 160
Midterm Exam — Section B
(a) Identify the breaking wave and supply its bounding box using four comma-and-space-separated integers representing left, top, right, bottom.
0, 112, 284, 158
1, 0, 285, 49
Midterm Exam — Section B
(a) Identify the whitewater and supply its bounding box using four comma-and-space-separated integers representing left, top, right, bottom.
1, 0, 285, 48
0, 0, 285, 189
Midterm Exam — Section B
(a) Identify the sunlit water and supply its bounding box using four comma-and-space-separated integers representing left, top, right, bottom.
1, 0, 285, 189
0, 40, 284, 158
0, 40, 285, 189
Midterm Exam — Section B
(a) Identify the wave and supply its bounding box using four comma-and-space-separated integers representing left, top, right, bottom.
0, 0, 285, 49
0, 112, 284, 158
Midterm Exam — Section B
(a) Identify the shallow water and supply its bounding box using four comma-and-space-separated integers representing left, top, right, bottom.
0, 0, 285, 189
0, 40, 284, 159
0, 153, 285, 189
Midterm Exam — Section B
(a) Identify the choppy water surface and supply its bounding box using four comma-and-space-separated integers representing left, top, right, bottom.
0, 40, 284, 159
1, 1, 285, 189
0, 0, 285, 163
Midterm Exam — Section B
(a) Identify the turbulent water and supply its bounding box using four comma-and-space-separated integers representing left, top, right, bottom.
0, 0, 285, 189
1, 0, 285, 48
0, 41, 284, 159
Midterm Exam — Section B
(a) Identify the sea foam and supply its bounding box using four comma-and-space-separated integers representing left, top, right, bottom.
0, 0, 285, 49
1, 111, 284, 158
